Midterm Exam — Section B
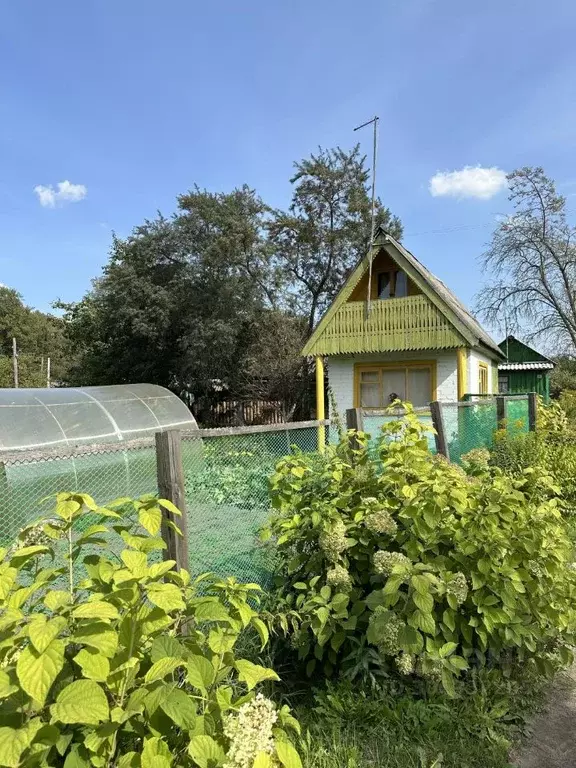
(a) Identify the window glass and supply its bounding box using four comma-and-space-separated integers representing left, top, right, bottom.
360, 371, 380, 407
498, 375, 509, 393
407, 368, 431, 408
478, 364, 489, 395
395, 270, 408, 298
377, 272, 391, 299
382, 370, 406, 405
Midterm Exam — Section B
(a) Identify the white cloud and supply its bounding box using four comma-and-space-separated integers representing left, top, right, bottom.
34, 180, 87, 208
429, 165, 507, 200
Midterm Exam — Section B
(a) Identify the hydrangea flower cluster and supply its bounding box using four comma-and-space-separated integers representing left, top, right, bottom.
420, 658, 443, 682
223, 694, 280, 768
395, 652, 415, 675
527, 559, 544, 578
319, 520, 348, 561
326, 564, 352, 591
373, 550, 412, 577
446, 572, 468, 605
364, 509, 398, 536
369, 606, 404, 655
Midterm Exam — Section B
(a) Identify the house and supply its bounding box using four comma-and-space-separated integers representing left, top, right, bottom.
302, 228, 504, 446
498, 336, 554, 401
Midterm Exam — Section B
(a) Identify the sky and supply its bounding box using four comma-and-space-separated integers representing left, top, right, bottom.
1, 0, 576, 339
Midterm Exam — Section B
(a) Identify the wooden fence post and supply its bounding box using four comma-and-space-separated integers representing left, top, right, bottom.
528, 392, 537, 432
155, 430, 189, 571
346, 408, 364, 456
496, 396, 506, 429
430, 401, 450, 461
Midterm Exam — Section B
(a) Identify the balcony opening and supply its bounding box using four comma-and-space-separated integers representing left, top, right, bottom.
377, 270, 408, 299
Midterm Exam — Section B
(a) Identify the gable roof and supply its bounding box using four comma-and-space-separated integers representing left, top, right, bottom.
498, 335, 555, 368
302, 228, 504, 358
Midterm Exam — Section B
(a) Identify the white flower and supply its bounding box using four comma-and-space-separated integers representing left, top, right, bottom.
223, 693, 280, 768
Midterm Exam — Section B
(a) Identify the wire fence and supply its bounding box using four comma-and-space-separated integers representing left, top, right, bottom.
0, 399, 533, 587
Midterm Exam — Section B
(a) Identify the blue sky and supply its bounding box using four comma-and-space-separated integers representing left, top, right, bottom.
2, 0, 576, 337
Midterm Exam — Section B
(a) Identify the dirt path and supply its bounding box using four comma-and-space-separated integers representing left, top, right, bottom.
512, 665, 576, 768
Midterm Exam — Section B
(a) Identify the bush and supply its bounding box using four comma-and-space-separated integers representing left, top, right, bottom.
0, 493, 300, 768
265, 407, 576, 694
490, 398, 576, 513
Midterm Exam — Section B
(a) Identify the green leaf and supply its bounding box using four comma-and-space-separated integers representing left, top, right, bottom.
146, 583, 185, 612
0, 670, 18, 700
138, 505, 162, 536
28, 616, 67, 654
141, 737, 172, 768
439, 642, 458, 658
251, 617, 270, 650
144, 657, 185, 683
413, 591, 434, 613
158, 498, 182, 517
150, 635, 184, 663
411, 574, 430, 595
117, 753, 140, 768
443, 609, 456, 633
254, 754, 274, 768
9, 546, 50, 568
397, 625, 423, 653
194, 601, 233, 624
73, 648, 110, 682
0, 566, 17, 600
73, 623, 118, 658
208, 628, 236, 655
276, 740, 303, 768
186, 655, 215, 694
63, 745, 90, 768
383, 575, 403, 596
16, 639, 64, 705
51, 680, 109, 725
188, 735, 225, 768
235, 660, 280, 691
160, 687, 197, 730
365, 589, 386, 611
449, 655, 469, 671
441, 667, 456, 697
72, 601, 119, 621
121, 551, 148, 577
44, 590, 71, 611
149, 561, 176, 579
413, 610, 435, 635
0, 727, 30, 768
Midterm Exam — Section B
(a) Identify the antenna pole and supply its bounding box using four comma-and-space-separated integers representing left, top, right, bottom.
354, 115, 379, 315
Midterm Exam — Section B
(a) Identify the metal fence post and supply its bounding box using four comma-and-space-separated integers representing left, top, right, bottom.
528, 392, 537, 432
496, 396, 506, 429
430, 401, 450, 461
155, 429, 189, 571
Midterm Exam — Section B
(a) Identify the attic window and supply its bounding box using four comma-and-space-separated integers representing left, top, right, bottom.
377, 270, 408, 299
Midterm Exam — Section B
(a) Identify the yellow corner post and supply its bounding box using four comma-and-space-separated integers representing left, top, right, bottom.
315, 355, 325, 453
457, 348, 468, 400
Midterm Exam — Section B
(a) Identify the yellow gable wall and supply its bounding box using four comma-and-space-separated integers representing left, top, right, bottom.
348, 249, 421, 302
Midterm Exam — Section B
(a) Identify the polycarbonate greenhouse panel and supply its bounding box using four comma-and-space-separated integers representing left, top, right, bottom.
0, 384, 197, 451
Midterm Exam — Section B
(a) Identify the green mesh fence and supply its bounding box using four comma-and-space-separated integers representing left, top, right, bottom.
439, 400, 498, 463
0, 425, 320, 588
505, 397, 530, 436
181, 426, 318, 586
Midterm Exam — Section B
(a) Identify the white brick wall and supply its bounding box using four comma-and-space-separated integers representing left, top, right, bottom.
327, 350, 459, 419
468, 349, 495, 395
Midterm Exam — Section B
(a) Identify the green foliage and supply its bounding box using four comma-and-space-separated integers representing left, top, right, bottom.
295, 665, 549, 768
0, 492, 300, 768
0, 287, 67, 387
490, 398, 576, 512
265, 406, 576, 695
550, 358, 576, 398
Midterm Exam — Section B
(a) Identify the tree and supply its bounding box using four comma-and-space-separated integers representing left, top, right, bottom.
476, 167, 576, 352
0, 287, 66, 387
61, 188, 281, 405
270, 145, 403, 332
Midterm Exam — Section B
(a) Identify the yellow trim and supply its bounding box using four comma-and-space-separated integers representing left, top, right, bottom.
457, 348, 468, 400
353, 361, 437, 409
478, 361, 489, 395
315, 356, 325, 453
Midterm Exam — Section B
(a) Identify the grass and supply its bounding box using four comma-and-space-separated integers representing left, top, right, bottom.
289, 667, 548, 768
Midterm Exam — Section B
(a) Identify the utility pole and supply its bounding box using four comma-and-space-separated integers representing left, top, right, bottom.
354, 115, 379, 316
46, 357, 51, 388
12, 337, 18, 388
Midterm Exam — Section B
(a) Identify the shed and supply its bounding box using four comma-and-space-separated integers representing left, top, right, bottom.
498, 336, 554, 401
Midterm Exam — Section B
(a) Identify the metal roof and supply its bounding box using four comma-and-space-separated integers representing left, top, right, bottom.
498, 362, 555, 371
